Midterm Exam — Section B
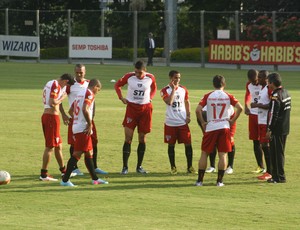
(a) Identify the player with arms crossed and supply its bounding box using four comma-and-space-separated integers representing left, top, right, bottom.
115, 60, 157, 174
40, 73, 75, 181
195, 75, 243, 186
61, 79, 108, 186
160, 70, 196, 174
245, 69, 265, 173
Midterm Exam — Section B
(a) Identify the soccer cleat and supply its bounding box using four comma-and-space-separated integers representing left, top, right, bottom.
171, 167, 177, 175
252, 167, 266, 173
136, 166, 148, 174
121, 167, 128, 175
95, 168, 108, 174
194, 181, 203, 186
187, 166, 198, 174
92, 178, 109, 185
39, 175, 58, 182
60, 180, 76, 187
72, 168, 84, 176
61, 172, 77, 178
205, 167, 216, 173
216, 182, 225, 187
225, 166, 233, 174
257, 172, 272, 180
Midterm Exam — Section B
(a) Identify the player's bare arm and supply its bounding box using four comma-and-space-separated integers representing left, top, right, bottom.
82, 102, 93, 135
229, 102, 243, 125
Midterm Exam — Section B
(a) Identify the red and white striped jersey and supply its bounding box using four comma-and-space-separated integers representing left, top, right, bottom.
160, 85, 189, 126
115, 72, 157, 105
43, 80, 65, 109
72, 88, 95, 134
66, 79, 89, 107
257, 85, 271, 125
199, 90, 239, 132
245, 82, 262, 115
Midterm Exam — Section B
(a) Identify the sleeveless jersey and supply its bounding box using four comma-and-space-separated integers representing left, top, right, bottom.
72, 88, 95, 134
245, 82, 261, 115
115, 72, 156, 105
66, 79, 90, 107
257, 85, 271, 125
43, 80, 65, 109
199, 90, 239, 132
160, 85, 189, 126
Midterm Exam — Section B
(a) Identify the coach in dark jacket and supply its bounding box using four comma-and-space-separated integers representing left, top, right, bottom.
145, 32, 155, 66
266, 72, 291, 183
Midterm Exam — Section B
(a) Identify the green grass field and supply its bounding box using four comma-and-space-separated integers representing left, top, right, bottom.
0, 62, 299, 229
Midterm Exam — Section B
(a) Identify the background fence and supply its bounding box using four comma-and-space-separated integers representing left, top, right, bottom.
1, 8, 300, 66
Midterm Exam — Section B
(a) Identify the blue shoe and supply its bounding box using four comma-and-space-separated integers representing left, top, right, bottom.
92, 178, 109, 185
121, 167, 128, 175
60, 180, 76, 187
72, 168, 84, 176
95, 168, 108, 174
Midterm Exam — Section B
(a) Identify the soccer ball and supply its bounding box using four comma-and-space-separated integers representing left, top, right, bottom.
0, 170, 11, 185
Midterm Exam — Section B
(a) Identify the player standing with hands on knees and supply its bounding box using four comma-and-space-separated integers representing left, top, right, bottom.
61, 79, 108, 186
40, 74, 75, 181
160, 70, 196, 174
115, 60, 157, 174
195, 75, 243, 186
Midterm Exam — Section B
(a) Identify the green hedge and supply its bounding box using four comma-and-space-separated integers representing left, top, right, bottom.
40, 47, 208, 62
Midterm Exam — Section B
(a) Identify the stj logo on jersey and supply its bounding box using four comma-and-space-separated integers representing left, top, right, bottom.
175, 95, 180, 100
126, 117, 133, 124
137, 83, 143, 88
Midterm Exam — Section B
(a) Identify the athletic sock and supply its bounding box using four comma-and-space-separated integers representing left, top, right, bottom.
85, 157, 98, 180
253, 140, 264, 168
69, 145, 78, 169
262, 145, 271, 174
217, 170, 225, 183
59, 166, 66, 174
93, 145, 98, 168
227, 145, 235, 168
122, 142, 131, 168
185, 145, 193, 169
168, 145, 176, 168
63, 156, 78, 182
137, 143, 146, 168
209, 147, 217, 168
197, 169, 205, 182
40, 169, 48, 178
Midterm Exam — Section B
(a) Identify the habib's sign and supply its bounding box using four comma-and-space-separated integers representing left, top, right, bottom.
209, 40, 300, 65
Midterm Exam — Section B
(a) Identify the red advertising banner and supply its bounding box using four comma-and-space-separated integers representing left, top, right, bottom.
209, 40, 300, 65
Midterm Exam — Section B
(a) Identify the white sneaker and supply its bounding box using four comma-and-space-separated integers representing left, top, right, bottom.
205, 167, 216, 173
195, 181, 203, 186
225, 166, 233, 174
39, 176, 58, 181
92, 178, 109, 185
95, 168, 108, 174
216, 182, 225, 187
72, 168, 84, 176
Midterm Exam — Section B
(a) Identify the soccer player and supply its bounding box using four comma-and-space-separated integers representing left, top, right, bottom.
195, 75, 243, 186
61, 79, 108, 186
250, 70, 272, 180
266, 73, 291, 183
40, 73, 75, 181
160, 70, 196, 175
245, 69, 265, 173
60, 64, 108, 176
203, 105, 237, 175
114, 60, 157, 174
